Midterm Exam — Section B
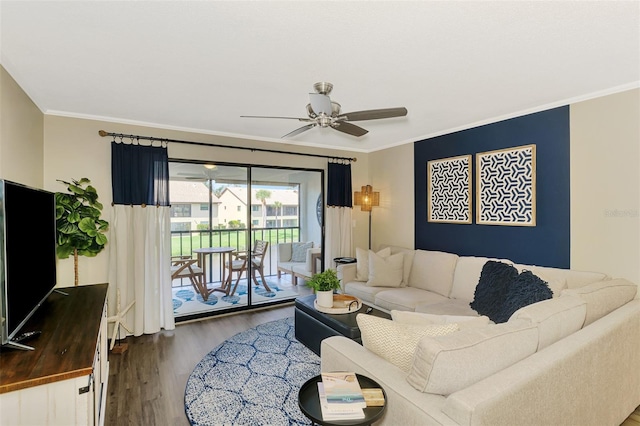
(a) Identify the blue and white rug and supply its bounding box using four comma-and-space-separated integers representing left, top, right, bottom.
184, 316, 320, 425
173, 278, 299, 317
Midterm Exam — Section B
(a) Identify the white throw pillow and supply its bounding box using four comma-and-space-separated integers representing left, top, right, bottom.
367, 251, 404, 287
355, 247, 391, 281
291, 241, 313, 262
356, 314, 459, 372
391, 311, 492, 330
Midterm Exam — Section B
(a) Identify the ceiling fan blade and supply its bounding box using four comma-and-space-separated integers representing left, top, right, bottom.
332, 121, 369, 137
282, 123, 316, 138
309, 93, 333, 116
337, 107, 408, 121
241, 115, 314, 122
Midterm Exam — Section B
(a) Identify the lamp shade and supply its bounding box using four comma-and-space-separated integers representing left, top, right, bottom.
354, 185, 379, 212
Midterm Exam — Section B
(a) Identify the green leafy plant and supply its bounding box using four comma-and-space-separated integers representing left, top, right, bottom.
305, 269, 341, 292
56, 178, 109, 286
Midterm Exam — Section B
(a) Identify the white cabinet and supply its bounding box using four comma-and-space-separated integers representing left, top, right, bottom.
0, 284, 109, 426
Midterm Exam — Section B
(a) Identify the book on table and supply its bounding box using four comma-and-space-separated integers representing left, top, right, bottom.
317, 383, 365, 421
320, 371, 366, 408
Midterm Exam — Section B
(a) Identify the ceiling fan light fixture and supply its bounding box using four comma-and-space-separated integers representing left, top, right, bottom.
204, 164, 216, 170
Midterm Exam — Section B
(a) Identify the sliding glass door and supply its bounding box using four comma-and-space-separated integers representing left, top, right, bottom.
169, 161, 322, 320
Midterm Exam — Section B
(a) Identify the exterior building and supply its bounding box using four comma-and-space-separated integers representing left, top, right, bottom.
169, 181, 300, 231
169, 180, 220, 231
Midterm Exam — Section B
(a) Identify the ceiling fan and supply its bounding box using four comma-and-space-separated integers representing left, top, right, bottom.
241, 82, 408, 138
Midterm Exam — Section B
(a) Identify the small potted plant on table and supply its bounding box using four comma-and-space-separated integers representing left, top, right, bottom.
306, 269, 341, 308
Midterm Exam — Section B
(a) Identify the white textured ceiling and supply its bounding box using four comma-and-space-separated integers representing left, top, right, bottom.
1, 1, 639, 153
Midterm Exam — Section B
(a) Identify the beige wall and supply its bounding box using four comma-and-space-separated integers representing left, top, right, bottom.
570, 88, 640, 283
42, 115, 368, 287
0, 66, 44, 187
368, 142, 414, 250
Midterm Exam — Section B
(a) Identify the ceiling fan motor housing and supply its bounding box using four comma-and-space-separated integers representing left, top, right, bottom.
313, 82, 333, 95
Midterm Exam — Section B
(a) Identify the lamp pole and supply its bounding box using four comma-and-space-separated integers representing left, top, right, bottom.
368, 210, 372, 250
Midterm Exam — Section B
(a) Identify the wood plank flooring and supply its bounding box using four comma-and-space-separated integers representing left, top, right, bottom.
105, 303, 295, 425
106, 302, 640, 426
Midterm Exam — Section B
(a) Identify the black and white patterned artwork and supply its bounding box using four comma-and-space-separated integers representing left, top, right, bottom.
477, 144, 536, 226
427, 155, 472, 223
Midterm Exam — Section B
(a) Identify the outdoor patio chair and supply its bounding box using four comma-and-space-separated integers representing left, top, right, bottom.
170, 255, 213, 301
225, 240, 271, 296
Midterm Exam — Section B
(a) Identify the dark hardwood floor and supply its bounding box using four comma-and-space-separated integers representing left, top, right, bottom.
106, 303, 296, 425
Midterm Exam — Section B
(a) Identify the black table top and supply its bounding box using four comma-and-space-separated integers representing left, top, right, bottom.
295, 294, 391, 339
298, 373, 386, 426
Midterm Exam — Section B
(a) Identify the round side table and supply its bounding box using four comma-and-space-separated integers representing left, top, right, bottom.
298, 373, 386, 426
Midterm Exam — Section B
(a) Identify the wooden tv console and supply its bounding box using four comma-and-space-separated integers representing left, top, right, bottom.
0, 283, 109, 425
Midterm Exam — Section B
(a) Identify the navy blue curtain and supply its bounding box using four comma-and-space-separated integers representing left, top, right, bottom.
111, 142, 170, 206
327, 162, 352, 207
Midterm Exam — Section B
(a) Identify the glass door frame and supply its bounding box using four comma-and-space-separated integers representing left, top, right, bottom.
169, 158, 325, 320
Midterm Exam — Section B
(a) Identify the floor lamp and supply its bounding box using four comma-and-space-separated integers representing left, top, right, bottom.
354, 185, 380, 249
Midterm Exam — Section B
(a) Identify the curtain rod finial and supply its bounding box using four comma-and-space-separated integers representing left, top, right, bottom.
99, 130, 109, 137
352, 157, 357, 163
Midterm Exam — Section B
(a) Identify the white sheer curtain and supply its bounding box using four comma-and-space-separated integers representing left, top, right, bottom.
325, 206, 353, 268
108, 205, 174, 336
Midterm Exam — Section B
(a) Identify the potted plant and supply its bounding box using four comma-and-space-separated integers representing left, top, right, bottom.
56, 178, 109, 286
306, 269, 341, 308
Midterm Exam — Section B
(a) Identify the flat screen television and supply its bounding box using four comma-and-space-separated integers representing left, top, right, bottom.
0, 179, 57, 350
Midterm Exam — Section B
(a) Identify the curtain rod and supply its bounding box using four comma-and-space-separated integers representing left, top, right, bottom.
98, 130, 357, 163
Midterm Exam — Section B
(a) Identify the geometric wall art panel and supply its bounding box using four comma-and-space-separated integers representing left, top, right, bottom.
427, 155, 472, 223
477, 144, 536, 226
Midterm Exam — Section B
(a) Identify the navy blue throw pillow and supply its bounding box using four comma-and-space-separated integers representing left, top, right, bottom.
493, 270, 553, 323
470, 261, 518, 322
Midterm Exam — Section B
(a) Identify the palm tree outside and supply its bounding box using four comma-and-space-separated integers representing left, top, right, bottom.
273, 201, 282, 228
255, 189, 272, 227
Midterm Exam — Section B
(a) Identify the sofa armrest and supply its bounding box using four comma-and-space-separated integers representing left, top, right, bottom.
337, 263, 357, 292
305, 247, 322, 272
321, 337, 454, 425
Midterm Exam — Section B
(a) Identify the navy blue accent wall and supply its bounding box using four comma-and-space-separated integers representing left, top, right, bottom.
414, 106, 570, 268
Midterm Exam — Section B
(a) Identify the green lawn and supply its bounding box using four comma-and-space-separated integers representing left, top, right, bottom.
171, 228, 300, 257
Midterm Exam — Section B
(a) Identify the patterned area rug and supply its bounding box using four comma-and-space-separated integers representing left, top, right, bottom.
184, 317, 320, 425
173, 278, 299, 317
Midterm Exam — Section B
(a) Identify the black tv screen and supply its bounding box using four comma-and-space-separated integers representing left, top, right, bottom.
0, 179, 57, 346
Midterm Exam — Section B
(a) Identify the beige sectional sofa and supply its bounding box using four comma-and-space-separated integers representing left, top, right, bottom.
323, 245, 640, 425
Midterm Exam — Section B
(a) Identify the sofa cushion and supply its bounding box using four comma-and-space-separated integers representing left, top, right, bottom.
470, 261, 519, 321
408, 250, 459, 297
391, 310, 491, 330
415, 299, 480, 316
407, 319, 538, 395
513, 263, 609, 291
367, 251, 404, 287
561, 278, 637, 326
278, 243, 293, 262
355, 247, 391, 281
291, 241, 313, 262
387, 245, 416, 287
492, 270, 553, 323
343, 281, 390, 305
374, 287, 449, 312
356, 313, 459, 372
509, 295, 586, 350
450, 256, 513, 301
